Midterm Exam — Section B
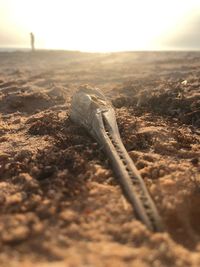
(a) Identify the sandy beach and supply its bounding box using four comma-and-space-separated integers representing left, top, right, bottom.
0, 50, 200, 267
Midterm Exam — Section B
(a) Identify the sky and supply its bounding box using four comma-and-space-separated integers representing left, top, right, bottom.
0, 0, 200, 52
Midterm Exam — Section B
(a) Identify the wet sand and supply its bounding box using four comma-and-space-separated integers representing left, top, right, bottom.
0, 50, 200, 266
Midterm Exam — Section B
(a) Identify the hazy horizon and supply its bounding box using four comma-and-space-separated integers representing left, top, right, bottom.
0, 0, 200, 52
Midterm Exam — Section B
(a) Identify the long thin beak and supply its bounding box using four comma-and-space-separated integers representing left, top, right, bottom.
92, 108, 164, 232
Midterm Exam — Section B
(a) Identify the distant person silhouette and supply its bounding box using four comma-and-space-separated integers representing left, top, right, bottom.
30, 32, 35, 51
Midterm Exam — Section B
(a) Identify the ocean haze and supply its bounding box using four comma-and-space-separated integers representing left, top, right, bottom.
0, 0, 200, 51
158, 11, 200, 50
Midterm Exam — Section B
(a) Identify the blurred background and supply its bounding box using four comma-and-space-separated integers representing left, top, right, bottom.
0, 0, 200, 52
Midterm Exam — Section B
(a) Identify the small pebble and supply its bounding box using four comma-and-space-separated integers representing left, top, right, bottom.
191, 158, 199, 166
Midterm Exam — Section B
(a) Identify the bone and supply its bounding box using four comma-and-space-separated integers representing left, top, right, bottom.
70, 85, 164, 232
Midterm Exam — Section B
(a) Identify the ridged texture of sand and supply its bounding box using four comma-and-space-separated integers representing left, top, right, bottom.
0, 51, 200, 267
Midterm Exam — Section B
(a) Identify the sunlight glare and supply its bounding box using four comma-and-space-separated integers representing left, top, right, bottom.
2, 0, 200, 51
